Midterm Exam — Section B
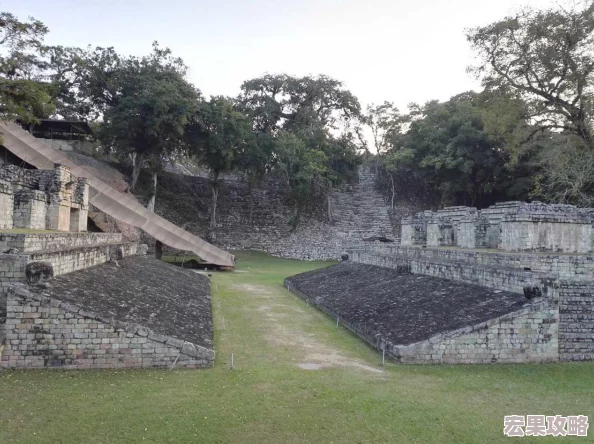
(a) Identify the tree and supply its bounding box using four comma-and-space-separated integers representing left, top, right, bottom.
379, 92, 532, 208
240, 74, 363, 225
467, 1, 594, 151
532, 133, 594, 205
186, 97, 253, 228
235, 131, 274, 224
0, 12, 55, 126
71, 43, 198, 200
364, 102, 402, 154
239, 74, 362, 134
275, 132, 328, 229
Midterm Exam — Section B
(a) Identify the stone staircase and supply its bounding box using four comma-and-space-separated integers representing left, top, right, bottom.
330, 167, 394, 239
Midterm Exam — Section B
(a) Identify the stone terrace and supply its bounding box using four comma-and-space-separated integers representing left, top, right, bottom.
285, 262, 563, 364
1, 256, 214, 369
286, 262, 528, 347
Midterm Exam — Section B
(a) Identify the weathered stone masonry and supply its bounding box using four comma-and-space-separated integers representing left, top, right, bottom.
0, 163, 89, 232
390, 300, 559, 364
1, 284, 213, 369
288, 201, 594, 364
285, 262, 559, 364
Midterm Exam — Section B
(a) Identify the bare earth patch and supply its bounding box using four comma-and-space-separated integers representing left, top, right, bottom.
232, 283, 383, 374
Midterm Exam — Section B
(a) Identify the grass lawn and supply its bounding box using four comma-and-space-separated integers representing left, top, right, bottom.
0, 250, 593, 443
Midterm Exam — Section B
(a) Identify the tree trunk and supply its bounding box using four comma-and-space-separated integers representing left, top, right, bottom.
147, 172, 158, 212
210, 173, 219, 228
290, 202, 302, 232
327, 191, 333, 224
390, 174, 395, 209
131, 152, 145, 192
155, 240, 163, 260
248, 180, 254, 226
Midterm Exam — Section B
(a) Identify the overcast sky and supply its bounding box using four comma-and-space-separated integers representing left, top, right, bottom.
6, 0, 556, 112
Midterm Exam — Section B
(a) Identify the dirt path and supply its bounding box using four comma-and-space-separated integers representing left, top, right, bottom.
232, 283, 383, 374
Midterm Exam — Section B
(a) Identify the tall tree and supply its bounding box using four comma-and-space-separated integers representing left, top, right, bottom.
275, 131, 328, 229
186, 96, 253, 228
365, 102, 402, 154
467, 1, 594, 150
239, 74, 362, 134
240, 73, 363, 224
71, 43, 198, 199
0, 12, 56, 126
379, 92, 531, 207
235, 131, 274, 224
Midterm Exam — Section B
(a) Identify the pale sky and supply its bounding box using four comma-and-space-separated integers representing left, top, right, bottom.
5, 0, 557, 112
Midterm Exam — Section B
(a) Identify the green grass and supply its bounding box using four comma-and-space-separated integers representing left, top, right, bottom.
0, 250, 593, 443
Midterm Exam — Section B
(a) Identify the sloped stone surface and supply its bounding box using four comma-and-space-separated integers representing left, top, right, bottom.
27, 255, 213, 349
285, 261, 528, 346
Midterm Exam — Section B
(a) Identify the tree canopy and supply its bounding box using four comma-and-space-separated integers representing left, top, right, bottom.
3, 0, 594, 224
0, 13, 56, 125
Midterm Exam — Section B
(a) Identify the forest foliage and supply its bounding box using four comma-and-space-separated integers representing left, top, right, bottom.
1, 1, 593, 228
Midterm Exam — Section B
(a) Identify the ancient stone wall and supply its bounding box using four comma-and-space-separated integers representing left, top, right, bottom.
403, 201, 594, 253
555, 281, 594, 361
0, 242, 137, 295
1, 284, 213, 369
401, 211, 432, 246
146, 165, 399, 261
390, 301, 558, 364
354, 246, 594, 281
12, 190, 47, 229
0, 232, 122, 253
348, 248, 548, 294
0, 163, 89, 232
0, 180, 13, 229
426, 206, 478, 247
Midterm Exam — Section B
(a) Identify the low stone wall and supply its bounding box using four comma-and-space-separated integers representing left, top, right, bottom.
0, 232, 123, 253
348, 248, 551, 294
361, 246, 594, 280
555, 281, 594, 361
0, 242, 137, 302
28, 243, 138, 276
1, 284, 213, 369
390, 301, 558, 364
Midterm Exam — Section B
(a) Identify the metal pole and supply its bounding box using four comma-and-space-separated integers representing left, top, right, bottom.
382, 349, 385, 366
231, 353, 234, 370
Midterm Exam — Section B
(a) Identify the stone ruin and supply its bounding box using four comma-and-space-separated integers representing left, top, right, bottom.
0, 163, 89, 232
0, 163, 214, 370
286, 201, 594, 364
401, 201, 594, 253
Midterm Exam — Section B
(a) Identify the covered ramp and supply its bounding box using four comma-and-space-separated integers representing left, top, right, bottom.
0, 121, 234, 267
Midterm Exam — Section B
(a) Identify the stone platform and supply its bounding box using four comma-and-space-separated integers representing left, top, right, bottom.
285, 262, 561, 364
0, 231, 137, 292
349, 245, 594, 295
1, 256, 214, 369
